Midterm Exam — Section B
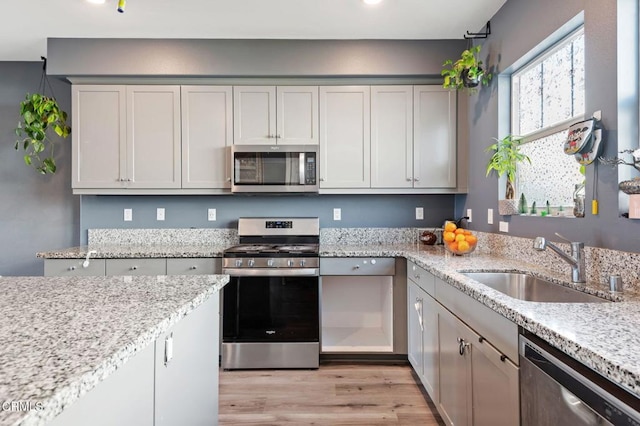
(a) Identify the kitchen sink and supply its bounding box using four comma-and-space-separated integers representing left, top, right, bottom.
460, 272, 609, 303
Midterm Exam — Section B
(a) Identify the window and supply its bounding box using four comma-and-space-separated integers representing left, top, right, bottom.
512, 27, 585, 213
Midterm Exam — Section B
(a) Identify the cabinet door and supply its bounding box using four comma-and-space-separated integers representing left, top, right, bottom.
414, 86, 457, 188
277, 86, 319, 145
126, 86, 181, 188
166, 258, 221, 275
470, 337, 519, 426
371, 86, 413, 188
437, 305, 471, 426
72, 85, 126, 188
155, 294, 220, 425
233, 86, 276, 145
407, 280, 424, 377
319, 86, 371, 188
181, 86, 233, 188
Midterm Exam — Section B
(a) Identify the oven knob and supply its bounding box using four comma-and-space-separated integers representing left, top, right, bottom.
287, 259, 294, 267
248, 259, 255, 267
300, 259, 306, 267
267, 259, 275, 267
235, 259, 243, 267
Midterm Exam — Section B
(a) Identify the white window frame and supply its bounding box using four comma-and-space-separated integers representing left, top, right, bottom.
511, 26, 586, 144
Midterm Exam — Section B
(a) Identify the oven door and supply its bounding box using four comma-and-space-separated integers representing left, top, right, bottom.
230, 144, 318, 193
222, 275, 319, 343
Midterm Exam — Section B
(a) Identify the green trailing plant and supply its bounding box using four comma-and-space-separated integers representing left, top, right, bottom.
441, 45, 492, 94
14, 93, 71, 174
485, 135, 531, 200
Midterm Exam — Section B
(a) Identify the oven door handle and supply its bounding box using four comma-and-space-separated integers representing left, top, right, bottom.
223, 268, 319, 277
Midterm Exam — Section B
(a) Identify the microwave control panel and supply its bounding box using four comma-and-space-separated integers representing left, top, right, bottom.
305, 154, 317, 185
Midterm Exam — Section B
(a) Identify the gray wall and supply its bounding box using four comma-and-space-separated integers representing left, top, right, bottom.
0, 62, 78, 275
461, 0, 640, 252
79, 194, 455, 244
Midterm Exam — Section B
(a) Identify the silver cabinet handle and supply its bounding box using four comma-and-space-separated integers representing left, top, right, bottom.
164, 333, 174, 366
457, 338, 469, 356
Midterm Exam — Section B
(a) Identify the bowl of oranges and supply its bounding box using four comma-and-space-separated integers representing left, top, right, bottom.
442, 221, 478, 255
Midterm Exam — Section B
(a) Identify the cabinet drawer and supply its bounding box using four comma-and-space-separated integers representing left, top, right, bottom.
320, 258, 395, 276
44, 259, 106, 276
106, 259, 167, 276
435, 278, 519, 364
407, 261, 435, 296
166, 258, 221, 275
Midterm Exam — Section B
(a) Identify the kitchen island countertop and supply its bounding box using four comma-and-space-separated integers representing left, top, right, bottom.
0, 274, 228, 426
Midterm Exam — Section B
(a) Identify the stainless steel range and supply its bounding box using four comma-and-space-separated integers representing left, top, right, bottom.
221, 217, 320, 369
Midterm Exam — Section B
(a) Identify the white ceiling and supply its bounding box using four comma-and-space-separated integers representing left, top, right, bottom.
2, 0, 506, 61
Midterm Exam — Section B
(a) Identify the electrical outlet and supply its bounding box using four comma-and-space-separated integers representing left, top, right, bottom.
466, 209, 472, 223
487, 209, 493, 225
124, 208, 133, 222
415, 207, 424, 220
157, 208, 165, 221
499, 221, 509, 233
207, 208, 217, 221
333, 208, 341, 221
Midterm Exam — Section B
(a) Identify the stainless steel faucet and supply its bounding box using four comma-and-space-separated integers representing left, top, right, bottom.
533, 233, 586, 283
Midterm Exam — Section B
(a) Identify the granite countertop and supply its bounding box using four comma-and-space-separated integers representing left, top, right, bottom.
36, 242, 640, 400
37, 244, 229, 259
321, 243, 640, 400
0, 274, 228, 426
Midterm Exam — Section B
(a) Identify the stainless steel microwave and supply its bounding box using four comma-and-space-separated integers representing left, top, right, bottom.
230, 145, 319, 193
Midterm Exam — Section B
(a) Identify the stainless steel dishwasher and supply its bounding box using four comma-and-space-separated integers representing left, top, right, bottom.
520, 333, 640, 425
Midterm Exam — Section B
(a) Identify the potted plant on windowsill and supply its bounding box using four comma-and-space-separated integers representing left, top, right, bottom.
486, 135, 531, 215
441, 45, 492, 94
14, 93, 71, 174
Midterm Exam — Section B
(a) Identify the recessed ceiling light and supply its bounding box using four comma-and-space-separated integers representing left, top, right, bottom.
86, 0, 106, 4
363, 0, 383, 5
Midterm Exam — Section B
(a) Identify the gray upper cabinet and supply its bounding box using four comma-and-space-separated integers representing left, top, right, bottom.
181, 86, 233, 189
72, 85, 181, 191
72, 85, 126, 189
319, 86, 371, 188
413, 86, 457, 189
371, 86, 414, 188
233, 86, 319, 145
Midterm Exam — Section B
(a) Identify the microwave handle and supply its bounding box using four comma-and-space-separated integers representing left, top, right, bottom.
299, 153, 305, 185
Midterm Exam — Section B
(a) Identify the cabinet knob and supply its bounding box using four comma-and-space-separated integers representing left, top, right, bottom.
68, 266, 76, 271
415, 274, 421, 280
189, 266, 197, 270
354, 265, 360, 270
276, 135, 281, 139
457, 338, 469, 356
319, 177, 325, 182
500, 354, 507, 362
130, 266, 138, 271
414, 177, 420, 182
478, 336, 485, 343
226, 177, 231, 182
406, 178, 412, 182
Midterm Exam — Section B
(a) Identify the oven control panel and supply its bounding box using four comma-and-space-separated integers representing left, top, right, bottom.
265, 220, 293, 229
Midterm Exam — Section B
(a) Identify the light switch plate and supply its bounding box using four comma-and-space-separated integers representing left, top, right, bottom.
124, 208, 133, 222
487, 209, 493, 225
415, 207, 424, 220
333, 208, 341, 221
207, 208, 217, 221
156, 208, 165, 221
466, 208, 472, 223
499, 221, 509, 232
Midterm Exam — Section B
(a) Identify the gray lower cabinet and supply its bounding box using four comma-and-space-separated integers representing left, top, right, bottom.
406, 261, 519, 426
44, 257, 221, 277
155, 294, 220, 425
44, 259, 107, 276
49, 295, 219, 426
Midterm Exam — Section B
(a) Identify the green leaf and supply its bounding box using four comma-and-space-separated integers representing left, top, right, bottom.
24, 154, 32, 165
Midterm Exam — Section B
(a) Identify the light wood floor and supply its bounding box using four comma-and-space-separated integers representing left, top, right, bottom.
219, 362, 444, 426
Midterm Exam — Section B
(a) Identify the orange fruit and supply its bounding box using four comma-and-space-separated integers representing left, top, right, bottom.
454, 228, 466, 234
449, 241, 458, 251
455, 234, 466, 242
464, 230, 472, 235
444, 222, 457, 232
443, 231, 456, 242
458, 240, 470, 252
465, 235, 478, 244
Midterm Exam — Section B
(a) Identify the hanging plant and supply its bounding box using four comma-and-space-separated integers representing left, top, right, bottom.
13, 58, 71, 175
441, 45, 492, 94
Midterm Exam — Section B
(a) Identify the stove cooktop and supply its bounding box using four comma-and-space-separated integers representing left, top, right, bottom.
223, 244, 319, 257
